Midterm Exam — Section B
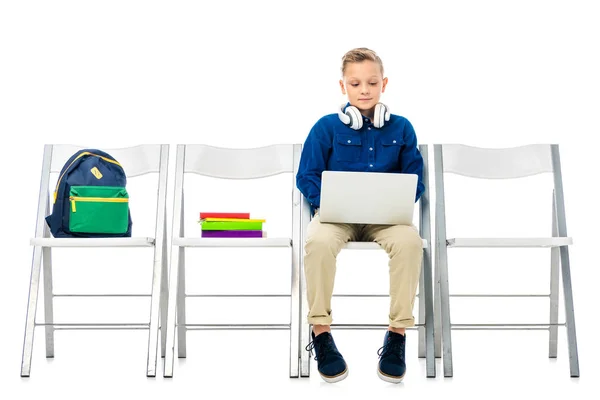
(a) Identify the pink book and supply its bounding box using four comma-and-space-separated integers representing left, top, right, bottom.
199, 212, 250, 220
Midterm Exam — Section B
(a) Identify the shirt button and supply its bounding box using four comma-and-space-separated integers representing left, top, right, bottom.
393, 140, 397, 144
347, 140, 351, 143
369, 147, 373, 151
368, 127, 371, 130
369, 164, 373, 167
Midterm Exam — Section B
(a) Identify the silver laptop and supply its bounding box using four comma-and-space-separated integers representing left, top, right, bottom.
319, 171, 418, 225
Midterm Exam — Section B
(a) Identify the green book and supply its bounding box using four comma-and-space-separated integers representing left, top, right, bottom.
201, 220, 264, 231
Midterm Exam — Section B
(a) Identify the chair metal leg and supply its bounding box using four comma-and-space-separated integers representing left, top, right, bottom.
160, 226, 169, 359
289, 243, 300, 378
146, 233, 166, 377
434, 241, 442, 359
164, 243, 180, 377
418, 261, 426, 359
438, 244, 453, 377
300, 320, 311, 377
554, 201, 579, 376
22, 144, 52, 377
298, 198, 311, 378
43, 198, 54, 358
175, 196, 187, 359
299, 259, 311, 377
422, 245, 436, 377
176, 247, 187, 358
290, 146, 302, 378
21, 246, 43, 377
434, 145, 453, 377
165, 164, 184, 378
418, 143, 430, 363
549, 193, 559, 358
551, 146, 580, 377
42, 247, 54, 358
559, 244, 580, 377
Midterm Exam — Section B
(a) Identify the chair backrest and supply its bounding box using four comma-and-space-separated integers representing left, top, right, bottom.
182, 144, 296, 179
437, 144, 554, 179
34, 144, 169, 239
49, 144, 165, 177
434, 144, 569, 236
172, 144, 303, 238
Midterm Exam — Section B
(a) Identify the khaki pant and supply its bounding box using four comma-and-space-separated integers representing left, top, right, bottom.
304, 214, 423, 328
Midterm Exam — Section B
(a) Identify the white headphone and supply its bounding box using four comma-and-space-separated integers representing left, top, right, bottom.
337, 103, 390, 130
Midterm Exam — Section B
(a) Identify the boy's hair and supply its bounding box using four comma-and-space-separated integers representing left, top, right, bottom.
341, 47, 384, 77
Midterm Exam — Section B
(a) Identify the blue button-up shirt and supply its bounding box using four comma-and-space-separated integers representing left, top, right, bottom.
296, 109, 425, 214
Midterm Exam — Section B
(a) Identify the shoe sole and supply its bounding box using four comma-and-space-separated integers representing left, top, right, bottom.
319, 367, 349, 383
377, 367, 405, 384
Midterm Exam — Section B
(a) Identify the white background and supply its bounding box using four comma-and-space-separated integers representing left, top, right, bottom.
1, 1, 599, 399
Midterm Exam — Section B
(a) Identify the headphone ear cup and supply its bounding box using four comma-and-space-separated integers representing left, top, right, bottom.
338, 103, 351, 125
374, 103, 383, 128
345, 106, 362, 130
374, 103, 389, 128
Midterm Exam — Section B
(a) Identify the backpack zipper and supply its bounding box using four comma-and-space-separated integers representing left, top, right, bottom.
69, 196, 129, 212
54, 152, 123, 203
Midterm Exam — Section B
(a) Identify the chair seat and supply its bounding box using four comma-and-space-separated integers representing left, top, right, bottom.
30, 237, 155, 247
343, 239, 428, 250
447, 237, 572, 248
173, 237, 292, 248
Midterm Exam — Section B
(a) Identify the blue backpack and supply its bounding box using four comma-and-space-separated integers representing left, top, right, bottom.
46, 149, 133, 238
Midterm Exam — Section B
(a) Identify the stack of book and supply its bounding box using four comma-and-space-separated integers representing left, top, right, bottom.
199, 212, 266, 238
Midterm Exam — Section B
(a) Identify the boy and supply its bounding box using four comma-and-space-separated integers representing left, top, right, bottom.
296, 47, 425, 383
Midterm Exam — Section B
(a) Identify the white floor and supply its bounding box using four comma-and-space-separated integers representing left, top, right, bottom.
5, 325, 594, 400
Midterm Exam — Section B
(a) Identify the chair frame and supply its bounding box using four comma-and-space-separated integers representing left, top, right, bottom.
433, 143, 579, 377
21, 144, 170, 377
298, 144, 436, 378
163, 144, 303, 378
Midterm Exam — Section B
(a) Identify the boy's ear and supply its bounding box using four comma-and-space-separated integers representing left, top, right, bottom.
381, 77, 388, 93
339, 79, 346, 95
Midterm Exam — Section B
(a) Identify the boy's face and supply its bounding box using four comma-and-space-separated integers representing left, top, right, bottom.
339, 60, 388, 114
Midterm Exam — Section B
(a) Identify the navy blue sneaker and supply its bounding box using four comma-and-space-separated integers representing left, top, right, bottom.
377, 331, 406, 383
305, 331, 348, 383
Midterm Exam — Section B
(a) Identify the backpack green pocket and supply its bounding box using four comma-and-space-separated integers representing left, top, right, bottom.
69, 186, 129, 234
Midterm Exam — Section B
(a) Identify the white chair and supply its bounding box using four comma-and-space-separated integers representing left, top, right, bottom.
163, 144, 303, 377
299, 144, 436, 378
433, 144, 579, 377
21, 144, 170, 377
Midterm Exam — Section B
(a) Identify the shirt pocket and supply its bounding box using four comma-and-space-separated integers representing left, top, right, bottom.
380, 136, 404, 162
334, 134, 362, 162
